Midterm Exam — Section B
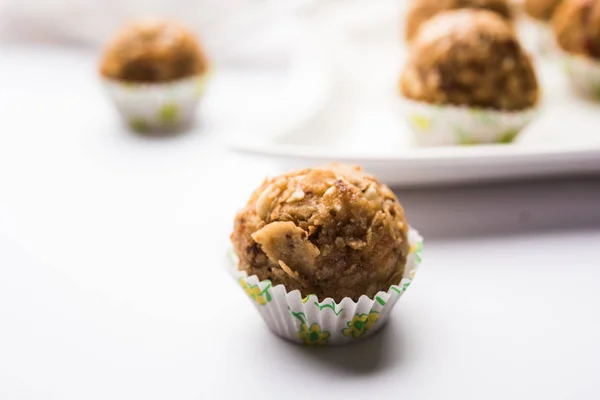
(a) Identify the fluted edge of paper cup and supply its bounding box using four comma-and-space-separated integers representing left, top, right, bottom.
555, 49, 600, 101
227, 227, 423, 346
400, 98, 538, 147
101, 73, 210, 131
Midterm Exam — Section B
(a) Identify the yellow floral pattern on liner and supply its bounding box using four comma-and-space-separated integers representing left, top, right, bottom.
195, 74, 209, 97
342, 312, 379, 339
409, 114, 431, 132
291, 311, 330, 345
298, 323, 330, 346
239, 278, 272, 305
158, 103, 179, 123
129, 117, 148, 132
498, 129, 519, 144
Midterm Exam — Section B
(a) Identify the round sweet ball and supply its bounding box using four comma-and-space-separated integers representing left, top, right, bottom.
405, 0, 512, 42
400, 10, 539, 111
100, 18, 209, 83
553, 0, 600, 59
525, 0, 563, 21
231, 164, 410, 302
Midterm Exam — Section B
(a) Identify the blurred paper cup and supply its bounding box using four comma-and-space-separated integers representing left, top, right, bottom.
401, 99, 538, 147
557, 50, 600, 101
102, 74, 209, 132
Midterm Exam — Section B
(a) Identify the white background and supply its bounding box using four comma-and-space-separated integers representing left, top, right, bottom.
2, 2, 600, 398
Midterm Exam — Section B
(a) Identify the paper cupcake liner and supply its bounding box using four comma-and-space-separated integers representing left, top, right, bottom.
102, 73, 209, 131
228, 228, 423, 346
401, 99, 538, 147
556, 50, 600, 101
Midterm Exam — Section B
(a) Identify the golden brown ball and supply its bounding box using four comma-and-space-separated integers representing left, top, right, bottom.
100, 18, 209, 83
400, 10, 539, 110
405, 0, 513, 42
231, 164, 410, 302
553, 0, 600, 59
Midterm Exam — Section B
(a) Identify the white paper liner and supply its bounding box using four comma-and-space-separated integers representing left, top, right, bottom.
228, 228, 423, 346
401, 99, 538, 147
556, 50, 600, 101
102, 74, 209, 131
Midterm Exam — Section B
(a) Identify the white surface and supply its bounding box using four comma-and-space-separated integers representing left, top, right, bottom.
2, 35, 600, 400
229, 1, 600, 186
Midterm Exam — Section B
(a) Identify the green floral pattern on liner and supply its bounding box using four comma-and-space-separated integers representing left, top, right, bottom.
412, 240, 423, 265
470, 109, 495, 125
302, 296, 344, 314
292, 312, 330, 346
401, 279, 412, 292
159, 103, 179, 123
390, 286, 402, 294
239, 278, 272, 305
595, 86, 600, 102
129, 117, 149, 132
455, 127, 479, 146
314, 300, 344, 316
498, 129, 519, 144
342, 312, 379, 339
390, 279, 412, 294
375, 296, 386, 306
390, 240, 423, 293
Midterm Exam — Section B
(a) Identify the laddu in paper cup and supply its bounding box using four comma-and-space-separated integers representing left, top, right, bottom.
402, 98, 538, 147
557, 50, 600, 101
228, 228, 423, 346
102, 73, 209, 132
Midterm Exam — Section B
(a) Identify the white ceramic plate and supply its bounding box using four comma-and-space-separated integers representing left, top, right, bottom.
229, 0, 600, 186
